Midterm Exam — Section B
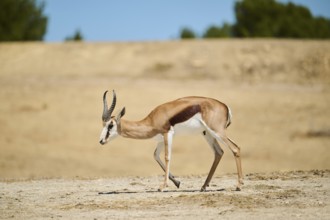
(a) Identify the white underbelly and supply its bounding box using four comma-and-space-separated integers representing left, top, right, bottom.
173, 113, 205, 135
152, 113, 206, 141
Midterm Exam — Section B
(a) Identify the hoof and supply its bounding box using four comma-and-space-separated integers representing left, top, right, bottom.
158, 183, 168, 192
200, 186, 207, 192
239, 179, 244, 186
175, 181, 181, 189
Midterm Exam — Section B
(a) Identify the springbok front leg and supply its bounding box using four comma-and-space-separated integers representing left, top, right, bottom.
201, 131, 224, 192
158, 129, 174, 192
154, 142, 181, 188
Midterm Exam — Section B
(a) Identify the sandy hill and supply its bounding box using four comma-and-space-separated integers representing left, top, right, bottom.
1, 39, 329, 83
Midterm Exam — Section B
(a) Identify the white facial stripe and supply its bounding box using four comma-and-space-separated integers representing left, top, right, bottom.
99, 119, 119, 144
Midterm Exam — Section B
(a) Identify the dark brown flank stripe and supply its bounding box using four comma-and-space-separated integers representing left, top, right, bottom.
169, 105, 201, 126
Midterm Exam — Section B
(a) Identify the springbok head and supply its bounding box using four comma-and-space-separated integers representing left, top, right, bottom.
99, 90, 125, 145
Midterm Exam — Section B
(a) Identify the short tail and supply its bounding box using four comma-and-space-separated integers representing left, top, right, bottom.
226, 106, 232, 128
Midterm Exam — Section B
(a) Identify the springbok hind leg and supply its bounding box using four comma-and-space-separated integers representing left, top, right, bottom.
222, 136, 244, 191
201, 131, 224, 192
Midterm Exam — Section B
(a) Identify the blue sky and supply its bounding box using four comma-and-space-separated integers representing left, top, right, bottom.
43, 0, 330, 42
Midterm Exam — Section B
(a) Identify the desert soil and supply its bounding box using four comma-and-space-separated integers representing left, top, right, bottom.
0, 40, 329, 219
1, 170, 329, 219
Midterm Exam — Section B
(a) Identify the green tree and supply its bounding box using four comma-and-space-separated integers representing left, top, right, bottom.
233, 0, 330, 38
312, 17, 330, 38
203, 23, 232, 38
0, 0, 48, 41
180, 27, 196, 39
65, 29, 84, 41
233, 0, 282, 37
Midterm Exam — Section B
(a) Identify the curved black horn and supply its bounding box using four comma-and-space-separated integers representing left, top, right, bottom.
102, 90, 110, 122
109, 90, 117, 116
102, 90, 117, 122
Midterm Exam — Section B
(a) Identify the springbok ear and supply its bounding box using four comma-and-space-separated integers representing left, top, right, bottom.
119, 107, 126, 118
116, 107, 126, 123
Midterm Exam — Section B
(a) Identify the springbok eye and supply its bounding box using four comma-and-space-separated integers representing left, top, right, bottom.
108, 122, 114, 130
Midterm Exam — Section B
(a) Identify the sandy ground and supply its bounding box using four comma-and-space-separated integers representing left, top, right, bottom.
0, 40, 329, 219
1, 170, 329, 219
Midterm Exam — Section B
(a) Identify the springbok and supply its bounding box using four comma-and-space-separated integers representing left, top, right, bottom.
99, 90, 243, 191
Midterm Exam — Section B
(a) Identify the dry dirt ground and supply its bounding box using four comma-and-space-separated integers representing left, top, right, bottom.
1, 170, 329, 219
0, 40, 329, 219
